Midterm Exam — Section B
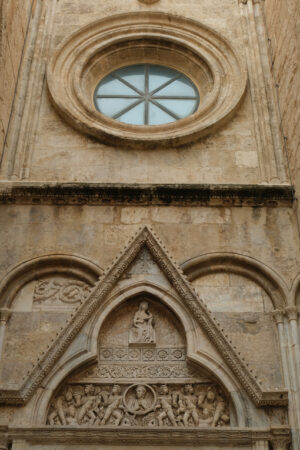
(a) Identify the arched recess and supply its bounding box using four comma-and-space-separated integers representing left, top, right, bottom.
33, 281, 248, 428
0, 254, 102, 309
180, 252, 288, 310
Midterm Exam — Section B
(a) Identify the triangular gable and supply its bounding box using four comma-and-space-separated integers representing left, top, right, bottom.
0, 227, 287, 406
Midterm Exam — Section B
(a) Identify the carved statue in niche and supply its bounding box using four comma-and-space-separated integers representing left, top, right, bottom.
47, 383, 230, 428
129, 301, 156, 345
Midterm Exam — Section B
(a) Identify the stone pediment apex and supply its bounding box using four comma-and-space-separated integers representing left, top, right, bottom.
0, 227, 287, 407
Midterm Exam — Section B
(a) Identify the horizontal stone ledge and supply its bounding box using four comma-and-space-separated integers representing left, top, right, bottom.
3, 426, 290, 445
0, 182, 294, 207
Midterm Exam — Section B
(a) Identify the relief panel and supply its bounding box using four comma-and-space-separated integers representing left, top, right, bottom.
47, 382, 230, 428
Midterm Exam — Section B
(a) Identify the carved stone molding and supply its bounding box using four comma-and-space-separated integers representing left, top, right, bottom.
0, 182, 294, 207
0, 227, 288, 406
0, 425, 291, 446
138, 0, 160, 4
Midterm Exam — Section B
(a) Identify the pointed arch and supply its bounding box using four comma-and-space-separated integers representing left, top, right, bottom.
32, 280, 247, 427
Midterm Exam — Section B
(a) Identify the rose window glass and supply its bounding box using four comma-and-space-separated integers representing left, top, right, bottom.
94, 64, 199, 125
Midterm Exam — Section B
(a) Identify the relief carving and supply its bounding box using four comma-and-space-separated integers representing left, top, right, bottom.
129, 301, 156, 345
47, 383, 230, 427
83, 363, 200, 380
99, 347, 185, 362
33, 279, 91, 306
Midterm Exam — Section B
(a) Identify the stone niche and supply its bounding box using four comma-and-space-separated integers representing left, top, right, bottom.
46, 296, 232, 428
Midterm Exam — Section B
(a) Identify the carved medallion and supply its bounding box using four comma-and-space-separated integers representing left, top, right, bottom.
124, 384, 156, 415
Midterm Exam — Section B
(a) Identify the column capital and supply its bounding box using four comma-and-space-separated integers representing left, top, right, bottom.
0, 439, 8, 450
272, 309, 285, 324
285, 306, 298, 322
0, 309, 11, 325
270, 426, 291, 450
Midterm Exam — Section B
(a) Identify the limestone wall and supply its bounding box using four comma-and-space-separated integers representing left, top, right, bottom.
264, 0, 300, 223
0, 0, 34, 158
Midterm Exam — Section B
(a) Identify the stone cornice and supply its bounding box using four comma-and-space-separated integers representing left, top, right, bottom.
2, 426, 290, 446
0, 228, 288, 407
0, 182, 294, 207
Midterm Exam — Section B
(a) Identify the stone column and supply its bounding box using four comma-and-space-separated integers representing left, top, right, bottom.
252, 440, 268, 450
0, 309, 11, 360
285, 306, 300, 449
286, 306, 300, 392
11, 440, 29, 450
272, 310, 290, 387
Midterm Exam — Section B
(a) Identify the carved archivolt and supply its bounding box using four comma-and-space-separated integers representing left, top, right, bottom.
47, 12, 247, 148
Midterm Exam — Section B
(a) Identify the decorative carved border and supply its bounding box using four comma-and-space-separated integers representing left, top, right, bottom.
0, 228, 288, 406
0, 182, 294, 207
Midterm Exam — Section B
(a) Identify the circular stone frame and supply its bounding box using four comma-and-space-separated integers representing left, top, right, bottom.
47, 12, 247, 149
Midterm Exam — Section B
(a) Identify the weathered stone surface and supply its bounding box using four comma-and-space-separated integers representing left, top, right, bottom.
0, 0, 298, 449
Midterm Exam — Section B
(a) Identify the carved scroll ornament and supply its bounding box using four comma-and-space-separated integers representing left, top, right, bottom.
34, 279, 91, 305
47, 383, 230, 428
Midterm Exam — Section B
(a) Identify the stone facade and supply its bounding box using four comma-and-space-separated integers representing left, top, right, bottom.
0, 1, 299, 450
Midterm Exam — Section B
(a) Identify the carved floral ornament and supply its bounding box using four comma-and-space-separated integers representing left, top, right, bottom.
47, 12, 247, 148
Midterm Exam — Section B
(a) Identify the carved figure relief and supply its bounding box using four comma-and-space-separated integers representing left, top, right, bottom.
33, 279, 91, 306
129, 301, 156, 345
47, 383, 230, 427
47, 295, 230, 428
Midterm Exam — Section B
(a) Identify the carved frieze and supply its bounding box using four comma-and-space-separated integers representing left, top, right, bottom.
47, 383, 230, 428
33, 279, 91, 306
72, 363, 201, 380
